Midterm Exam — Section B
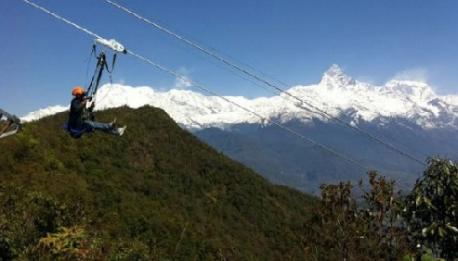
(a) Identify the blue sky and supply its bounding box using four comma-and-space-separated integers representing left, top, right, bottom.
1, 0, 458, 115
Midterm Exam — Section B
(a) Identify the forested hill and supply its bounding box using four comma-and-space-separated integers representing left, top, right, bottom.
0, 106, 315, 260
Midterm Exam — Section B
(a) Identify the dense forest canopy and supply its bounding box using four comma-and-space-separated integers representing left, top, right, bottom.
0, 106, 456, 260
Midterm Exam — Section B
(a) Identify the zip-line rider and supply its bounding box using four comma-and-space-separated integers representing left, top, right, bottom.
67, 86, 126, 138
0, 108, 21, 137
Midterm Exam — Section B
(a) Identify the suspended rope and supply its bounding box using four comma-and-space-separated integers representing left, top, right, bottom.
86, 38, 126, 99
22, 0, 369, 171
103, 0, 425, 167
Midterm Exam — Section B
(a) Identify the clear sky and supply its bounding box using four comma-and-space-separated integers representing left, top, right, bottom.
1, 0, 458, 115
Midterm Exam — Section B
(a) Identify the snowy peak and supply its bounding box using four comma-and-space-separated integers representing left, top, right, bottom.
320, 64, 356, 88
22, 65, 458, 130
384, 80, 436, 102
443, 95, 458, 107
21, 105, 68, 122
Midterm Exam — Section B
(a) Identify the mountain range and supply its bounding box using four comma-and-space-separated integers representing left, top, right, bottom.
23, 64, 458, 129
22, 65, 458, 192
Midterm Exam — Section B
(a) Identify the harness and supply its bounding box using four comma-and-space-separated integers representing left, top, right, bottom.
65, 38, 126, 138
64, 123, 89, 139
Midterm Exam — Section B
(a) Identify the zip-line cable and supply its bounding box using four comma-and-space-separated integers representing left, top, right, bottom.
22, 0, 369, 171
128, 50, 369, 171
103, 0, 425, 167
23, 0, 101, 40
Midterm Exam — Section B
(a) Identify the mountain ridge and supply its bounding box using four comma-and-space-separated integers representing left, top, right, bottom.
1, 106, 315, 259
22, 64, 458, 130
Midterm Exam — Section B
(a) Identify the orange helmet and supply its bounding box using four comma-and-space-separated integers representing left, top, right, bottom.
72, 86, 85, 97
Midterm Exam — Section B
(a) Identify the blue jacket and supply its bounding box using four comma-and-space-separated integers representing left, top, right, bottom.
68, 98, 86, 130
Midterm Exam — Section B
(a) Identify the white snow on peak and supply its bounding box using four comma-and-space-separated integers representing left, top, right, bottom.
442, 95, 458, 107
21, 105, 68, 122
384, 80, 435, 103
22, 65, 458, 130
320, 64, 356, 88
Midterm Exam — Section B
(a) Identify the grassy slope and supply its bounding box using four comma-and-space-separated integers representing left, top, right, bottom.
0, 106, 315, 260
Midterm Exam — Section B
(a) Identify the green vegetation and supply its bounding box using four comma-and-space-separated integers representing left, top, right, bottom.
0, 106, 456, 260
404, 159, 458, 260
0, 106, 316, 260
304, 172, 409, 260
305, 160, 457, 260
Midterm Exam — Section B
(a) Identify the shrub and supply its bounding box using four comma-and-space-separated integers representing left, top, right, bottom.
404, 158, 458, 260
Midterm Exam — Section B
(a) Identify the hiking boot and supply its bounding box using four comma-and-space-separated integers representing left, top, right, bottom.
115, 126, 127, 136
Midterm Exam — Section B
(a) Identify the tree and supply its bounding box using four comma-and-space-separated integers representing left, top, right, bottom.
306, 182, 363, 260
359, 171, 408, 260
306, 172, 410, 260
404, 158, 458, 260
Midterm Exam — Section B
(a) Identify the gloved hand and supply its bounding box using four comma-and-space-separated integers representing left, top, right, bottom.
86, 100, 95, 111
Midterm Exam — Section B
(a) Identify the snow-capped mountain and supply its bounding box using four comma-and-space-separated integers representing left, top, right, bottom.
22, 64, 458, 131
21, 105, 69, 122
20, 65, 458, 193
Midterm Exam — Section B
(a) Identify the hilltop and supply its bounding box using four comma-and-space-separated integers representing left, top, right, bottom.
0, 106, 315, 259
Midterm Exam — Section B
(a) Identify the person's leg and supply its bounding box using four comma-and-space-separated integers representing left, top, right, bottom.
84, 120, 117, 135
